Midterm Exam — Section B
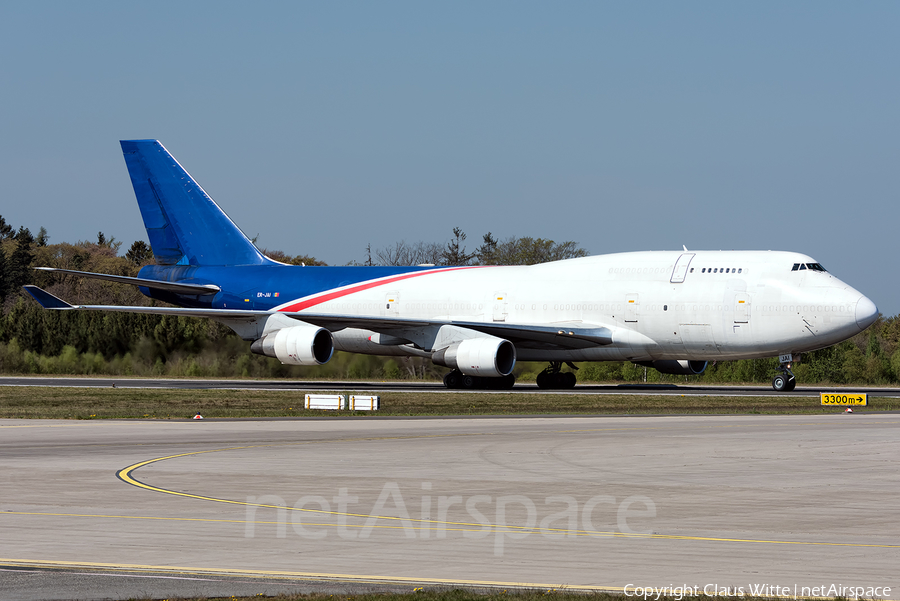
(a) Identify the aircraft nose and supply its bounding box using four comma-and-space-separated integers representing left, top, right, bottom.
855, 295, 878, 331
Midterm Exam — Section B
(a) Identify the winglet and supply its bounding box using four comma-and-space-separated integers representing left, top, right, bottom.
23, 286, 76, 309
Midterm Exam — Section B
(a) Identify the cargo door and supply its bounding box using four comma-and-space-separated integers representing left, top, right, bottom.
680, 324, 721, 355
734, 293, 750, 323
492, 291, 508, 322
625, 293, 639, 323
384, 291, 400, 315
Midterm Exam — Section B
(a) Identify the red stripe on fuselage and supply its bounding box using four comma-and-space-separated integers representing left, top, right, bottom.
277, 266, 487, 313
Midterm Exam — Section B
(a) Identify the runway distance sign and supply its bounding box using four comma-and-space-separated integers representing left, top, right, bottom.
820, 393, 867, 406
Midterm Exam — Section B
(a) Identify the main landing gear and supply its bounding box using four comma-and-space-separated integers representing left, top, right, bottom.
536, 361, 578, 389
772, 355, 797, 392
443, 370, 516, 390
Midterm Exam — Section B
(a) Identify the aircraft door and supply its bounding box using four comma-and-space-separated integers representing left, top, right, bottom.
670, 253, 696, 283
384, 291, 400, 315
625, 294, 639, 322
734, 293, 750, 323
492, 291, 508, 322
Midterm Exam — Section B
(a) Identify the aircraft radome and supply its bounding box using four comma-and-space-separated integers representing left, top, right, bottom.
24, 140, 879, 391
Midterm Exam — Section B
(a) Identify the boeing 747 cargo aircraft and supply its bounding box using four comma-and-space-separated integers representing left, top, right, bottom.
24, 140, 878, 391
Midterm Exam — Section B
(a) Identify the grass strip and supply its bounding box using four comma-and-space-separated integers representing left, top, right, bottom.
0, 385, 896, 419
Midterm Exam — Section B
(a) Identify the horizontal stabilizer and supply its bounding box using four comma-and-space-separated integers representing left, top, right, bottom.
23, 286, 75, 309
22, 286, 265, 320
34, 267, 220, 295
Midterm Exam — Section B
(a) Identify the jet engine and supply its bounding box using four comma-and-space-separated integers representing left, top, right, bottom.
250, 325, 334, 365
431, 336, 516, 377
636, 360, 708, 375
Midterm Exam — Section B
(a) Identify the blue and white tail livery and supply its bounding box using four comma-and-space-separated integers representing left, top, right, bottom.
25, 140, 879, 391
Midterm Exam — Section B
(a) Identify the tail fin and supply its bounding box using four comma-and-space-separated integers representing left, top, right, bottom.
120, 140, 271, 266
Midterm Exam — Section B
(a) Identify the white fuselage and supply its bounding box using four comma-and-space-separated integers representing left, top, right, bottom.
295, 250, 876, 363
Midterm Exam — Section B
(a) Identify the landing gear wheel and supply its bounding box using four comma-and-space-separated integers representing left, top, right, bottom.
497, 373, 517, 390
536, 362, 578, 389
443, 370, 463, 389
772, 354, 798, 393
445, 371, 515, 390
772, 374, 788, 392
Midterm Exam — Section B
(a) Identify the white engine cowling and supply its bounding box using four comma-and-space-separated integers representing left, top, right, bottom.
250, 325, 334, 365
432, 336, 516, 377
636, 360, 708, 375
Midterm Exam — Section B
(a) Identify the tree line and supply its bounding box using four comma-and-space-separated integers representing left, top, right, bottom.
1, 214, 897, 385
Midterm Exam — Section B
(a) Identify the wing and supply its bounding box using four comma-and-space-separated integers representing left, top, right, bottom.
23, 286, 612, 350
292, 313, 611, 348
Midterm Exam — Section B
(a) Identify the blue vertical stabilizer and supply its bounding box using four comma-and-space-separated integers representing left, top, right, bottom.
120, 140, 270, 266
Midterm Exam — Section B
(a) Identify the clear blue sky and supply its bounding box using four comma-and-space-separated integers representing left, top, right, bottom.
2, 2, 897, 315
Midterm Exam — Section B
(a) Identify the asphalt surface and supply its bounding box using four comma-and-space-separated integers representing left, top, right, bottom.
1, 414, 898, 600
2, 376, 899, 397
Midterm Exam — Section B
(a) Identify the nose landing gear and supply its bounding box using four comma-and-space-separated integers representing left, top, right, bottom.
772, 354, 798, 392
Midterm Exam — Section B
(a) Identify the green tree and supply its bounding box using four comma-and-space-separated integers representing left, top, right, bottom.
891, 349, 900, 381
0, 245, 8, 300
125, 240, 154, 266
7, 227, 35, 291
476, 232, 498, 264
441, 227, 476, 266
96, 231, 122, 253
0, 216, 13, 240
477, 235, 588, 265
803, 344, 847, 383
842, 345, 866, 383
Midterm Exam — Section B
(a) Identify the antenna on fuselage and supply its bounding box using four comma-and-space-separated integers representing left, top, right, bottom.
683, 245, 689, 252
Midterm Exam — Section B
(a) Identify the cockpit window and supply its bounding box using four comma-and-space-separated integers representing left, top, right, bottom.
792, 262, 827, 272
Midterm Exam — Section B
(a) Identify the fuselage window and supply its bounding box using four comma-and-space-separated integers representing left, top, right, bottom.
702, 268, 706, 273
799, 264, 807, 270
690, 268, 694, 273
738, 268, 742, 273
792, 263, 801, 271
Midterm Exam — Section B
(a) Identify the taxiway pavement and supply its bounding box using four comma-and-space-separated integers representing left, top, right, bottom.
1, 414, 898, 600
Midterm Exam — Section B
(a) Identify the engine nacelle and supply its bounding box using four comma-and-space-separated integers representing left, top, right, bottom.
636, 360, 708, 375
432, 336, 516, 377
250, 325, 334, 365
